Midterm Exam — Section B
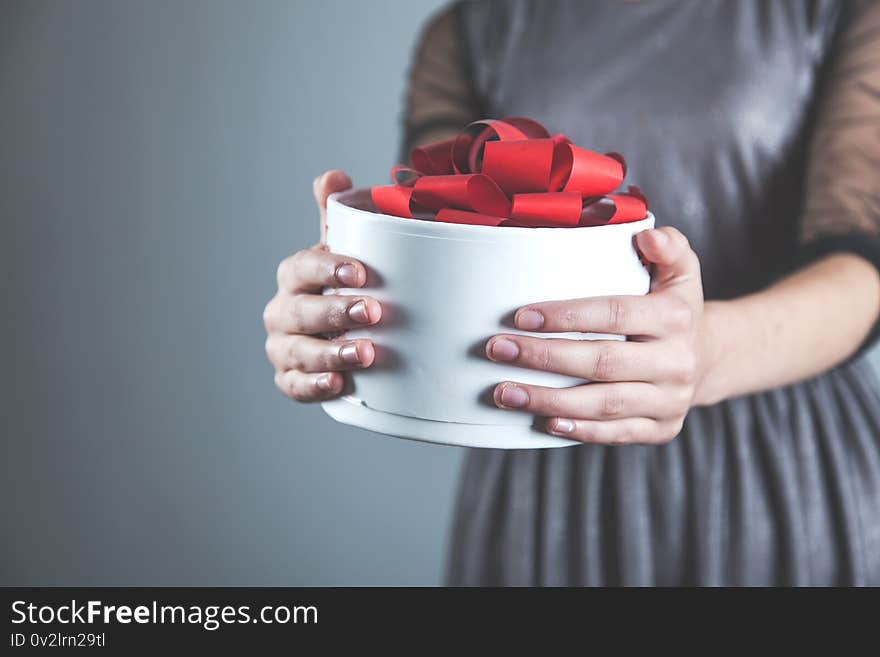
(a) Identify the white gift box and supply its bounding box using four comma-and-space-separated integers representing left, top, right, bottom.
322, 189, 654, 448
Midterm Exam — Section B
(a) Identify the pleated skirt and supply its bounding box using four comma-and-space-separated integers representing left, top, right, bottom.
446, 358, 880, 586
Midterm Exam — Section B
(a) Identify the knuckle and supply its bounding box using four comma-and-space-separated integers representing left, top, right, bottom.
264, 336, 275, 361
670, 417, 685, 436
654, 385, 688, 420
670, 385, 695, 413
658, 419, 684, 443
286, 339, 303, 371
592, 345, 619, 381
282, 375, 296, 399
600, 390, 626, 418
290, 248, 308, 268
274, 372, 298, 400
288, 379, 307, 402
682, 352, 699, 384
311, 251, 335, 284
532, 341, 554, 372
671, 350, 698, 385
666, 299, 693, 332
286, 297, 306, 333
262, 299, 276, 331
606, 297, 628, 333
276, 256, 296, 287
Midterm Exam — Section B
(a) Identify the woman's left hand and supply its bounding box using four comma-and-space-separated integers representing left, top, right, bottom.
487, 226, 707, 445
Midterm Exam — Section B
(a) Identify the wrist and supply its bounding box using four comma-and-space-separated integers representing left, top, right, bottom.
692, 300, 732, 407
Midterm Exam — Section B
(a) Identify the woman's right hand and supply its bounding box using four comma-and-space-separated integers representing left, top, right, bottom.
263, 170, 381, 402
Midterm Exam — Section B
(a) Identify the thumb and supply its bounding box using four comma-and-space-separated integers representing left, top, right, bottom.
635, 227, 702, 294
314, 170, 353, 243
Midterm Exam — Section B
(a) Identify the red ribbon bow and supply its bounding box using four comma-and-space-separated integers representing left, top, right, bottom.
371, 117, 648, 227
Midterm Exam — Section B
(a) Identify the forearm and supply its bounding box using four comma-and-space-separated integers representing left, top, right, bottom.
694, 253, 880, 405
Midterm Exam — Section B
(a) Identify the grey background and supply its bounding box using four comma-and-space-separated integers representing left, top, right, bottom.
1, 0, 457, 586
4, 0, 879, 588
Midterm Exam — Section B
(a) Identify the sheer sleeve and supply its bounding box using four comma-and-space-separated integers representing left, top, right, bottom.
400, 3, 483, 160
795, 1, 880, 356
799, 0, 880, 246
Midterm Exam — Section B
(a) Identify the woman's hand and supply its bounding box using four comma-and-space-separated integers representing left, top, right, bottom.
486, 227, 707, 445
263, 170, 381, 402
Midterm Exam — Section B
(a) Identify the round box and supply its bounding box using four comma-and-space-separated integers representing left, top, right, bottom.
322, 189, 654, 448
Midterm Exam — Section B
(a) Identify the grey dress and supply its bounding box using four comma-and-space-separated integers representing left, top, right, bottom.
402, 0, 880, 585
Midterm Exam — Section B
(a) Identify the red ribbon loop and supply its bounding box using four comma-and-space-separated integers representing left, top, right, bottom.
371, 117, 648, 227
561, 145, 625, 196
452, 118, 537, 174
411, 138, 456, 176
371, 185, 415, 219
580, 186, 648, 226
511, 192, 583, 227
412, 174, 511, 218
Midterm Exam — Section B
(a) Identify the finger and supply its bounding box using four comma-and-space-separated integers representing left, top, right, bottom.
266, 293, 381, 335
634, 227, 702, 294
265, 334, 375, 373
276, 246, 367, 294
544, 416, 671, 445
274, 369, 344, 402
487, 335, 687, 381
493, 381, 665, 420
513, 294, 684, 338
314, 170, 352, 243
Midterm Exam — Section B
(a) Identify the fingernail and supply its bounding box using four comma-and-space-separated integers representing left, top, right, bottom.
335, 263, 359, 287
517, 309, 544, 330
499, 384, 529, 408
489, 338, 519, 362
339, 342, 361, 365
316, 373, 334, 391
348, 300, 371, 324
651, 228, 669, 246
551, 418, 575, 435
